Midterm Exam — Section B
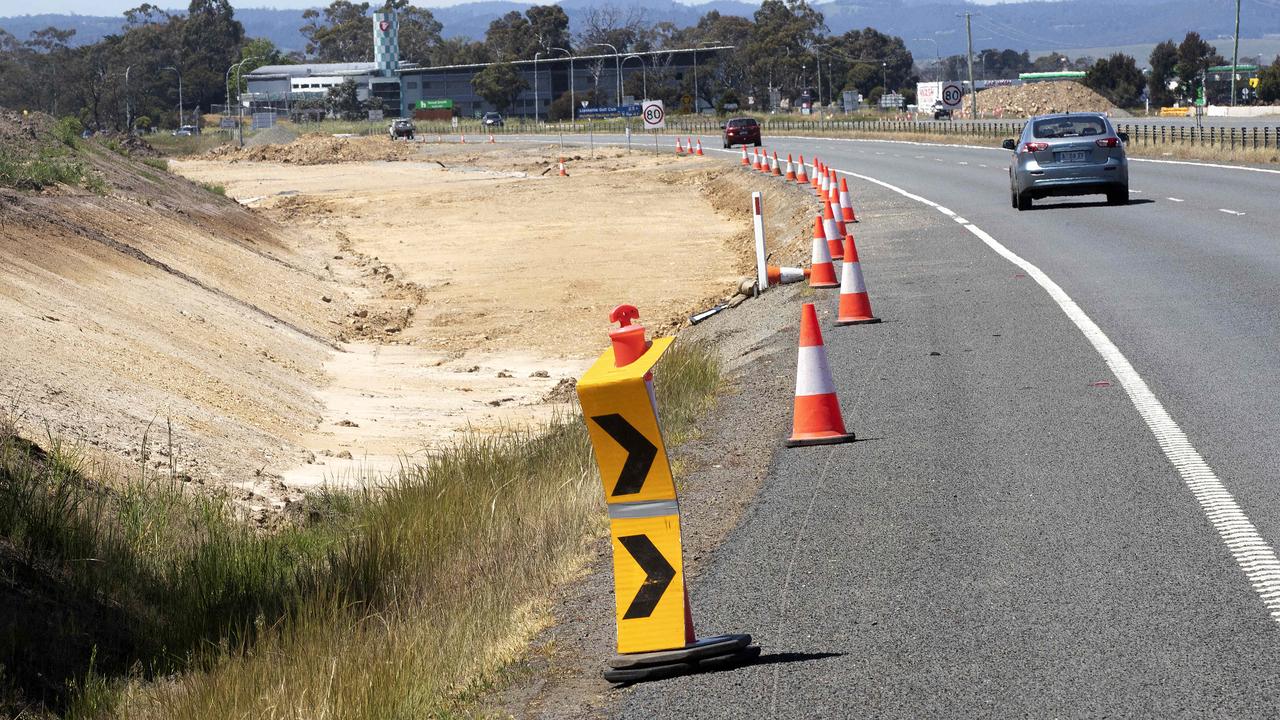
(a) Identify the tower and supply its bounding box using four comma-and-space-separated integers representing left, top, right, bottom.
373, 12, 399, 77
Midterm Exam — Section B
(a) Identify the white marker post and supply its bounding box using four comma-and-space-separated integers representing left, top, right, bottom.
752, 192, 768, 292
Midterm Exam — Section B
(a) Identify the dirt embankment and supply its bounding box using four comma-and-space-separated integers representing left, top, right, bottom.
975, 80, 1117, 117
206, 133, 420, 164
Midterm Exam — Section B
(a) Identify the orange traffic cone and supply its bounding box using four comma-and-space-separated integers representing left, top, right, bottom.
767, 265, 809, 286
811, 158, 821, 189
819, 167, 831, 196
558, 157, 569, 177
828, 182, 841, 217
785, 154, 797, 181
760, 149, 771, 174
839, 177, 858, 223
753, 148, 763, 171
772, 152, 782, 176
741, 146, 750, 166
808, 216, 840, 289
460, 133, 467, 144
676, 137, 685, 155
822, 200, 844, 261
835, 235, 880, 325
796, 154, 809, 184
786, 303, 856, 447
488, 133, 495, 143
695, 139, 704, 156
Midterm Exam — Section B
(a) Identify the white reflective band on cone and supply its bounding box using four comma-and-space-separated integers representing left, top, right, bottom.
823, 218, 841, 247
777, 267, 805, 284
841, 261, 867, 293
795, 346, 836, 396
811, 236, 832, 264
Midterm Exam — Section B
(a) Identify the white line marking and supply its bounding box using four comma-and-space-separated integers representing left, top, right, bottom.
1168, 197, 1185, 202
839, 167, 1280, 624
953, 216, 969, 224
1219, 208, 1247, 216
1131, 189, 1143, 194
978, 164, 988, 168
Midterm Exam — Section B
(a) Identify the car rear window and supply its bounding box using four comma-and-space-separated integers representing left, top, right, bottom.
728, 119, 758, 128
1032, 116, 1107, 139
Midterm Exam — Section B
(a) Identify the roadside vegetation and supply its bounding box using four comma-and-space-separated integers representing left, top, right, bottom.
0, 116, 96, 191
0, 341, 721, 719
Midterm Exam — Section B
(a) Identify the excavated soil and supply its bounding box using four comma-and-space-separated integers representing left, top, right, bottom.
975, 80, 1116, 117
205, 132, 419, 164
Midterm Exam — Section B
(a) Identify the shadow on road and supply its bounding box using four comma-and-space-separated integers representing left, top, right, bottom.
1028, 198, 1156, 211
750, 651, 844, 667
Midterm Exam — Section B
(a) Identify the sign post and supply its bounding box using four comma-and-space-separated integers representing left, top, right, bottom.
752, 192, 768, 292
642, 99, 665, 156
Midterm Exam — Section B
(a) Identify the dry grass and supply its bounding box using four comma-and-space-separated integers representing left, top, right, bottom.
0, 341, 721, 720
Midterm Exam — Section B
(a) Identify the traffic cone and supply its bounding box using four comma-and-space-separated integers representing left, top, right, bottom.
753, 148, 763, 171
808, 216, 840, 289
796, 155, 809, 184
835, 235, 880, 326
786, 303, 856, 447
771, 152, 782, 176
785, 154, 796, 181
828, 182, 842, 217
741, 146, 750, 166
676, 137, 685, 155
767, 265, 809, 286
460, 133, 467, 143
558, 157, 569, 177
819, 167, 830, 196
839, 177, 858, 223
810, 158, 821, 188
822, 201, 844, 261
760, 149, 771, 174
695, 139, 704, 156
488, 133, 495, 143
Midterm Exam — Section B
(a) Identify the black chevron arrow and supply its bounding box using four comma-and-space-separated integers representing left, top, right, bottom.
590, 413, 657, 496
618, 534, 676, 620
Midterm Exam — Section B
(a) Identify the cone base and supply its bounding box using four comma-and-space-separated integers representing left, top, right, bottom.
809, 281, 840, 289
604, 634, 758, 684
835, 316, 881, 326
785, 431, 856, 447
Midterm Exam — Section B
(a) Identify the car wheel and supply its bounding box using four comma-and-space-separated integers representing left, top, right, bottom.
754, 140, 761, 147
1011, 189, 1018, 209
1107, 186, 1128, 205
1016, 192, 1031, 211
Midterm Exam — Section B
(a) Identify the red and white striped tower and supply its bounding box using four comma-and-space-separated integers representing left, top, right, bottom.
822, 200, 844, 261
808, 216, 840, 289
785, 303, 856, 447
835, 235, 881, 326
839, 177, 858, 223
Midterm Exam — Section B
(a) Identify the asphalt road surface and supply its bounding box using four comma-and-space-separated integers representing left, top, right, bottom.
532, 132, 1280, 716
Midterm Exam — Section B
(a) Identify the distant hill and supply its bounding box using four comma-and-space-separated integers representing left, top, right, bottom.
3, 0, 1278, 62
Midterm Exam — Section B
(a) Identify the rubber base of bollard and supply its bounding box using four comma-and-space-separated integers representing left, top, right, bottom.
784, 432, 856, 448
604, 638, 760, 684
608, 634, 750, 669
835, 317, 881, 326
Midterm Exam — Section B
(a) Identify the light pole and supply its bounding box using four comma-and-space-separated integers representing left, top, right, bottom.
690, 40, 724, 115
163, 65, 183, 129
1231, 0, 1242, 107
549, 46, 573, 121
914, 38, 940, 80
811, 43, 827, 107
230, 56, 262, 147
882, 61, 887, 93
534, 51, 544, 122
622, 53, 647, 100
586, 42, 620, 106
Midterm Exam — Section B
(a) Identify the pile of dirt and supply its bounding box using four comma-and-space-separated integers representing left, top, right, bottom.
206, 133, 417, 164
0, 108, 52, 145
977, 80, 1115, 117
245, 125, 299, 148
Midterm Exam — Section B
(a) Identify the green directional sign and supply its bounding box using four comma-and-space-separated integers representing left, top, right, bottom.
416, 99, 453, 110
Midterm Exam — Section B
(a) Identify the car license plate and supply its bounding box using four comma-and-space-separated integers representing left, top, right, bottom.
1056, 150, 1089, 163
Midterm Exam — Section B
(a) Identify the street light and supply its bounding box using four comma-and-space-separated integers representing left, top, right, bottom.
226, 56, 262, 147
586, 42, 620, 106
622, 53, 647, 101
913, 38, 940, 80
163, 65, 183, 130
691, 40, 723, 115
548, 46, 572, 121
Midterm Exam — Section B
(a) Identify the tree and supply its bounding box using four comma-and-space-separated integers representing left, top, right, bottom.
1084, 53, 1145, 107
526, 5, 570, 52
471, 60, 527, 113
1258, 56, 1280, 104
301, 1, 372, 62
1148, 40, 1178, 107
828, 28, 915, 99
392, 4, 442, 65
182, 0, 245, 111
740, 0, 825, 106
431, 37, 491, 66
1175, 31, 1224, 94
485, 11, 536, 60
326, 77, 361, 118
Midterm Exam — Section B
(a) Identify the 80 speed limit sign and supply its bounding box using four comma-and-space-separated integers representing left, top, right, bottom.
941, 83, 963, 108
642, 100, 666, 130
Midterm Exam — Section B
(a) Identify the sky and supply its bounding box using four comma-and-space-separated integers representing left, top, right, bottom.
3, 0, 1020, 17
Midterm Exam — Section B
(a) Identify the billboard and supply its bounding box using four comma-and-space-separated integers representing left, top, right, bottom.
917, 82, 942, 108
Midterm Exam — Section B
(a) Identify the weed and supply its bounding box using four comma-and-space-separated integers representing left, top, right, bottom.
200, 182, 226, 196
142, 157, 169, 172
53, 117, 83, 148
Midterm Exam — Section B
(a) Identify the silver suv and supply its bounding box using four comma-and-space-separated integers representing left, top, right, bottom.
1004, 113, 1129, 211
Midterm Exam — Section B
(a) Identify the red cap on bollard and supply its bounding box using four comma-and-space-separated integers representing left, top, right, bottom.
608, 304, 649, 368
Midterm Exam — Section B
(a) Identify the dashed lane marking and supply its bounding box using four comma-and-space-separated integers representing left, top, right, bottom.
1219, 208, 1247, 216
1168, 197, 1185, 202
839, 166, 1280, 625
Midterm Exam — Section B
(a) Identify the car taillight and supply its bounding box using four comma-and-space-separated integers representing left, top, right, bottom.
1022, 142, 1049, 153
1095, 137, 1120, 147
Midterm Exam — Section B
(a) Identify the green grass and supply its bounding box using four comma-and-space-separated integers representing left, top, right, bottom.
0, 144, 88, 191
0, 340, 721, 719
199, 182, 226, 196
141, 157, 169, 172
148, 133, 228, 157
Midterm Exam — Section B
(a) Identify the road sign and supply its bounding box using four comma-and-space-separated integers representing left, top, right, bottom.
879, 92, 905, 109
416, 99, 453, 110
941, 82, 963, 109
367, 109, 384, 121
579, 106, 620, 117
642, 100, 665, 130
578, 332, 686, 653
620, 103, 642, 117
219, 117, 237, 129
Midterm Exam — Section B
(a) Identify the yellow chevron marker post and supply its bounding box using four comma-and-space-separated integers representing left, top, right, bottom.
578, 304, 758, 683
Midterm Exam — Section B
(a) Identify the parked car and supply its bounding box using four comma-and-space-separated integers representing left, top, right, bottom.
172, 125, 197, 136
482, 112, 504, 127
1004, 112, 1129, 211
721, 117, 761, 148
932, 101, 951, 120
389, 118, 415, 140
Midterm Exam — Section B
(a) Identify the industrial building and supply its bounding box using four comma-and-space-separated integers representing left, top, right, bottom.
242, 10, 729, 119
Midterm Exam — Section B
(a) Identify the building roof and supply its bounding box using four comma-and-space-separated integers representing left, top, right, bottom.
247, 62, 379, 79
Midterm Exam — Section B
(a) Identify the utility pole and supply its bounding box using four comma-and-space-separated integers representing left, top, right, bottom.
1231, 0, 1242, 107
964, 13, 977, 120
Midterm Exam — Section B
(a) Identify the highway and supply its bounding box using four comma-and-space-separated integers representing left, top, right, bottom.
532, 132, 1280, 716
